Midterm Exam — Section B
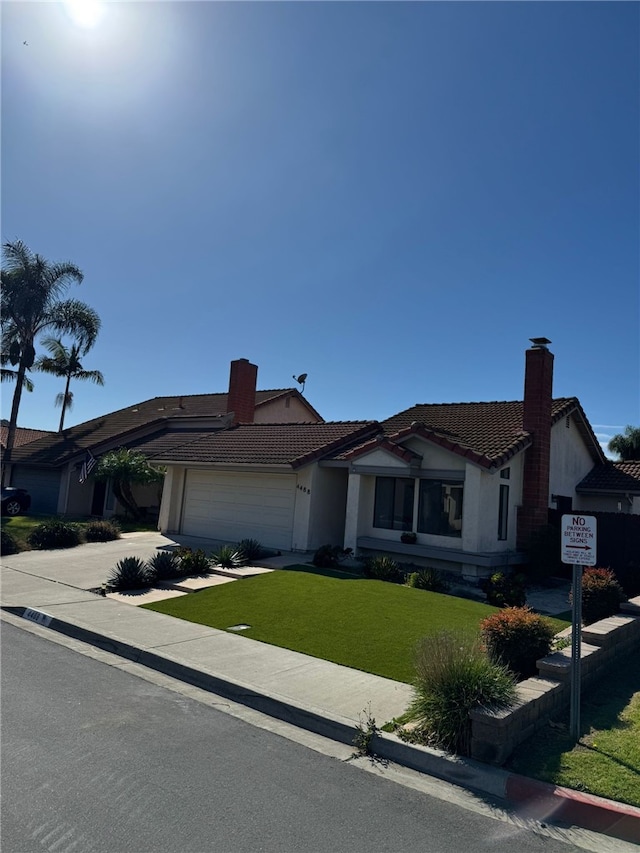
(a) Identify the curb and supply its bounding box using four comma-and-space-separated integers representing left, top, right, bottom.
6, 604, 640, 846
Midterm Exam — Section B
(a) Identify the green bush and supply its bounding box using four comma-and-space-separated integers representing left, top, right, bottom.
1, 529, 19, 555
480, 571, 526, 607
407, 631, 516, 755
574, 568, 626, 625
238, 538, 265, 561
27, 520, 82, 550
312, 544, 353, 568
147, 551, 184, 581
177, 547, 210, 575
84, 520, 121, 542
107, 556, 152, 591
211, 545, 246, 569
361, 555, 404, 584
480, 607, 556, 679
407, 568, 450, 594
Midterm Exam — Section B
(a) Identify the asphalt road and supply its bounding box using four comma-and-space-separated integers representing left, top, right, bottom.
1, 621, 585, 853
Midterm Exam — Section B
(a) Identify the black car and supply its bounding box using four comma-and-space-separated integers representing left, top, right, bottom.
1, 487, 31, 516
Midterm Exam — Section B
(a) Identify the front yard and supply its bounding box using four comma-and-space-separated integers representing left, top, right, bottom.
507, 656, 640, 808
144, 565, 569, 684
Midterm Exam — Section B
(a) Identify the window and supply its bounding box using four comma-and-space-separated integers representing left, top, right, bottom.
500, 467, 510, 480
498, 484, 509, 540
417, 480, 463, 538
373, 477, 414, 531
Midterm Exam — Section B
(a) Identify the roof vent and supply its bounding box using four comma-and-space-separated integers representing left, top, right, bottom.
529, 337, 552, 349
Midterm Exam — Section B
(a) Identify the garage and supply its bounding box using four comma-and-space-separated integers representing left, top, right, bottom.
181, 470, 297, 551
10, 466, 61, 515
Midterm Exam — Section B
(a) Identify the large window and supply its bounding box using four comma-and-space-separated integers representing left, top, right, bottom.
417, 480, 463, 538
373, 477, 415, 531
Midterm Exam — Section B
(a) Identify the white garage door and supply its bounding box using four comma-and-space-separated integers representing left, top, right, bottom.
182, 470, 296, 551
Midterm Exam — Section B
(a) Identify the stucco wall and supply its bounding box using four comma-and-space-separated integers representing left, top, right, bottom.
473, 455, 524, 553
253, 396, 319, 423
549, 414, 596, 504
576, 494, 638, 514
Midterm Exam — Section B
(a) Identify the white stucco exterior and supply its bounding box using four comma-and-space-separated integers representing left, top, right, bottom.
549, 413, 596, 507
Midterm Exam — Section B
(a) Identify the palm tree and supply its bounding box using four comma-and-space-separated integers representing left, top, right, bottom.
1, 240, 100, 477
35, 337, 105, 432
608, 426, 640, 461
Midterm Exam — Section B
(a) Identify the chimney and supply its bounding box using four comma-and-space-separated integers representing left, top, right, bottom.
227, 358, 258, 424
517, 338, 554, 550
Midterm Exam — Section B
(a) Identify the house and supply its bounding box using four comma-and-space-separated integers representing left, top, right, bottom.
144, 338, 628, 577
6, 359, 323, 517
10, 342, 637, 577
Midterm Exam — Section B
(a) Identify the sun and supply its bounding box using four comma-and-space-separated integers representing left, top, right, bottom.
64, 0, 106, 29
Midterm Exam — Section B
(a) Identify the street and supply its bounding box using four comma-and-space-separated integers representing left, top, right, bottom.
1, 621, 587, 853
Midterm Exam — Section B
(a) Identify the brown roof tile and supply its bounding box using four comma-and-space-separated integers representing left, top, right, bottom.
577, 461, 640, 494
147, 422, 379, 468
333, 397, 602, 469
9, 388, 319, 467
0, 426, 54, 449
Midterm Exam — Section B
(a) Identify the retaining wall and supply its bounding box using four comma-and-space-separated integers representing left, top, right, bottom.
469, 596, 640, 765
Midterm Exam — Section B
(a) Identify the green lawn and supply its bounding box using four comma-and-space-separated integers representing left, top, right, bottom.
2, 515, 157, 550
146, 565, 515, 683
507, 657, 640, 807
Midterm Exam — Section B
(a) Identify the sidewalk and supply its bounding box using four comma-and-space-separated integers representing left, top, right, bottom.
2, 533, 639, 846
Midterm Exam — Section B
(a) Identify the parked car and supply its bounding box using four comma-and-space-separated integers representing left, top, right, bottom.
1, 487, 31, 517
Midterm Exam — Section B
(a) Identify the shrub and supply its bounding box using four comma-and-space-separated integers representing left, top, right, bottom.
574, 568, 626, 625
400, 531, 417, 544
27, 520, 82, 550
1, 529, 19, 555
406, 568, 450, 594
147, 551, 184, 581
362, 555, 404, 584
211, 545, 246, 569
107, 556, 152, 591
177, 547, 210, 575
238, 538, 265, 561
480, 607, 556, 680
480, 571, 526, 608
407, 631, 516, 755
312, 544, 353, 568
84, 520, 121, 542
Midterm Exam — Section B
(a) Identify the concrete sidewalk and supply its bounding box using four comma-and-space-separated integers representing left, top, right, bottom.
2, 533, 639, 846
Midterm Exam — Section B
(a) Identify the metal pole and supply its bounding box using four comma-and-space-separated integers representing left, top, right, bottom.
570, 563, 583, 741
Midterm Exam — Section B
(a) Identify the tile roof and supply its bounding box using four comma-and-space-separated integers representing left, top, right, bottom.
0, 425, 54, 449
577, 461, 640, 494
9, 388, 318, 467
145, 422, 379, 468
333, 397, 603, 469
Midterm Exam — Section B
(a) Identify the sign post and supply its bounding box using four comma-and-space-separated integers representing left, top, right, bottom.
561, 514, 597, 742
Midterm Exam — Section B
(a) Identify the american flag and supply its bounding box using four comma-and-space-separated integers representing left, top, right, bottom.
79, 450, 97, 484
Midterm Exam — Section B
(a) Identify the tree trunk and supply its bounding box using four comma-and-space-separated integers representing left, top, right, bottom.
112, 480, 141, 520
2, 358, 28, 486
58, 373, 72, 432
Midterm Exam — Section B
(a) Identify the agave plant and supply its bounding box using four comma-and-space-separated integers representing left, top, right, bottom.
237, 538, 264, 561
107, 556, 152, 592
211, 544, 246, 570
147, 550, 184, 581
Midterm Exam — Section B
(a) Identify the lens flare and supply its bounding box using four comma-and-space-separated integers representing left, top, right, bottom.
64, 0, 105, 29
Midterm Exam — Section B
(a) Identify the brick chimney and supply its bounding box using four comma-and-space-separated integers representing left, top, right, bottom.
517, 338, 554, 550
227, 358, 258, 424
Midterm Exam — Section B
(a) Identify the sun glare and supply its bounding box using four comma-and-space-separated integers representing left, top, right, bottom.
64, 0, 105, 29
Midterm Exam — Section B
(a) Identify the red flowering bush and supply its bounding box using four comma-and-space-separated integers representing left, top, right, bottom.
573, 568, 626, 626
480, 607, 556, 680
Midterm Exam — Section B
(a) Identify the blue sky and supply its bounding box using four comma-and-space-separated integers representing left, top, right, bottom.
2, 1, 638, 458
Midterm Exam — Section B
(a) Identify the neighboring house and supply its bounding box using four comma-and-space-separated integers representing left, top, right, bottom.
6, 359, 323, 517
1, 420, 54, 452
576, 460, 640, 514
